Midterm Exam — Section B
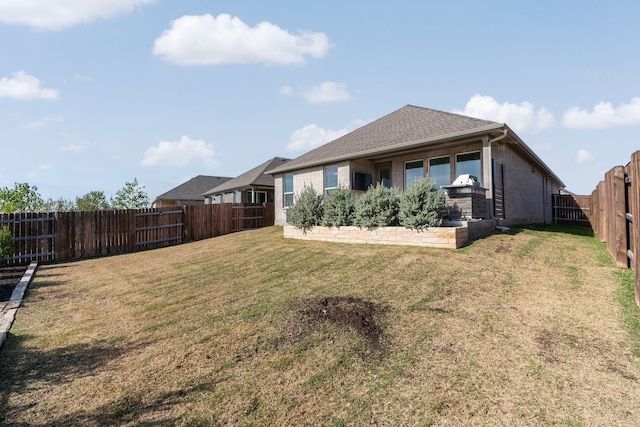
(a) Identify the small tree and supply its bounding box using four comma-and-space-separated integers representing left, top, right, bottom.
112, 178, 149, 209
288, 185, 323, 229
0, 226, 14, 265
354, 184, 400, 228
0, 182, 46, 213
398, 177, 446, 229
76, 191, 110, 211
322, 186, 356, 227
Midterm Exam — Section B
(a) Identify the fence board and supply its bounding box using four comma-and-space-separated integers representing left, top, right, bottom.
628, 151, 640, 306
605, 166, 628, 267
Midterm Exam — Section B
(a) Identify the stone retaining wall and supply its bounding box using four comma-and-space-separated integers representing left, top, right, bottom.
284, 225, 470, 249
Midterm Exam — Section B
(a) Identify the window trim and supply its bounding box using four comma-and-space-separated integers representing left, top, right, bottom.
324, 165, 339, 195
283, 173, 294, 208
404, 159, 424, 189
455, 150, 482, 183
428, 155, 451, 188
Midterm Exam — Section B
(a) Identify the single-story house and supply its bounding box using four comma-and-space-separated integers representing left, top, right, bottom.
266, 105, 565, 226
151, 175, 232, 208
203, 157, 290, 204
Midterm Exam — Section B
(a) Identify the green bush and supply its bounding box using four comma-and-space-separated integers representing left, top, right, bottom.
398, 177, 446, 229
0, 226, 14, 264
289, 185, 324, 229
354, 184, 400, 228
322, 186, 356, 227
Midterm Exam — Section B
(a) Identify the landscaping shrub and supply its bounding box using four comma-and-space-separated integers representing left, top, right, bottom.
322, 186, 356, 227
0, 226, 14, 264
398, 177, 446, 229
354, 184, 400, 228
289, 185, 324, 228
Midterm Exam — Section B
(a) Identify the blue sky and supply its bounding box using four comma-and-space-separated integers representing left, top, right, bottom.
1, 1, 639, 201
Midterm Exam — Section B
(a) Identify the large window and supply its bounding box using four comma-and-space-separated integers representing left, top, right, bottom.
428, 156, 450, 188
283, 173, 294, 207
456, 151, 481, 184
324, 165, 338, 195
404, 160, 424, 189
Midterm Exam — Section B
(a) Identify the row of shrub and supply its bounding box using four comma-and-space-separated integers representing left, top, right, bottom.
288, 177, 446, 230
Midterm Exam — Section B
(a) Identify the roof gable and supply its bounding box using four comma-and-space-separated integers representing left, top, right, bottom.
155, 175, 232, 201
203, 157, 290, 195
268, 105, 501, 174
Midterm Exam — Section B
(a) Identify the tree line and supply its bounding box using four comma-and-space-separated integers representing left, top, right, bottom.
0, 178, 150, 214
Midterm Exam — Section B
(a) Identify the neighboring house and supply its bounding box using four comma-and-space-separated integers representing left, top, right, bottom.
267, 105, 565, 226
203, 157, 290, 204
152, 175, 232, 208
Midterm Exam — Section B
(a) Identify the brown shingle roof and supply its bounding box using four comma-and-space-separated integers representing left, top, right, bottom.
268, 105, 502, 174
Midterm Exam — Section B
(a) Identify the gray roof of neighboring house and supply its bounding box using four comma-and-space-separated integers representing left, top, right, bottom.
154, 175, 232, 202
203, 157, 290, 195
267, 105, 503, 175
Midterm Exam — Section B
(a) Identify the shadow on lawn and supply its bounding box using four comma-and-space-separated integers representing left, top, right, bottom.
0, 335, 210, 426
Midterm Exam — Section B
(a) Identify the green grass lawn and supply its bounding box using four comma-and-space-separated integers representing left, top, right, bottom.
1, 225, 639, 426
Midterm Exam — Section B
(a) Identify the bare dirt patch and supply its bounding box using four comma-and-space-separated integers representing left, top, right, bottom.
299, 296, 388, 358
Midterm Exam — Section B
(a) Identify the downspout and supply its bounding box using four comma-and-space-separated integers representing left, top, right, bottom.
483, 129, 508, 220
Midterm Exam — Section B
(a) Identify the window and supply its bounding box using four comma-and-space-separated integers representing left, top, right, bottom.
324, 165, 338, 195
456, 151, 481, 184
233, 191, 240, 203
428, 156, 451, 188
404, 160, 424, 189
254, 191, 267, 203
375, 162, 392, 188
283, 173, 294, 207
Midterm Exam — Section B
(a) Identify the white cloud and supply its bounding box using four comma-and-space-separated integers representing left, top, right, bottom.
286, 124, 350, 152
562, 97, 640, 129
453, 94, 556, 133
27, 164, 53, 179
0, 71, 59, 100
279, 85, 293, 96
0, 0, 156, 31
304, 81, 352, 104
576, 149, 595, 165
59, 142, 88, 152
21, 115, 63, 129
152, 14, 331, 66
141, 135, 215, 167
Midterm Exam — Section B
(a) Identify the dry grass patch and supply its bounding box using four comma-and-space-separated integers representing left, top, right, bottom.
1, 225, 639, 426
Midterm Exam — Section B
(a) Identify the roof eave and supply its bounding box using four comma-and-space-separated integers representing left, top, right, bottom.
503, 125, 566, 188
266, 123, 505, 175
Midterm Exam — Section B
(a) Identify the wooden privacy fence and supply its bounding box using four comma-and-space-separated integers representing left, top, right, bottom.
1, 203, 274, 266
552, 194, 591, 225
585, 150, 640, 306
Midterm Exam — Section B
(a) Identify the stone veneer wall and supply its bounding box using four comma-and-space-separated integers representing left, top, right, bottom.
283, 225, 470, 249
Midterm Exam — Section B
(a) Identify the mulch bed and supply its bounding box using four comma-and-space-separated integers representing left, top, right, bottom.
0, 265, 27, 302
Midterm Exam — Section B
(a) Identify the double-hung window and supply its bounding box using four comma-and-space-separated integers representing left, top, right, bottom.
404, 160, 424, 189
428, 156, 451, 188
324, 165, 338, 195
456, 151, 481, 184
283, 173, 294, 207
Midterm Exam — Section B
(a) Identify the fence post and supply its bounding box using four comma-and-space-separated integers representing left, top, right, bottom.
604, 166, 628, 267
628, 151, 640, 307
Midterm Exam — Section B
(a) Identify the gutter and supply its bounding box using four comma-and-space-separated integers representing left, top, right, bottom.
267, 123, 505, 175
